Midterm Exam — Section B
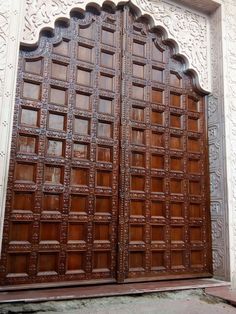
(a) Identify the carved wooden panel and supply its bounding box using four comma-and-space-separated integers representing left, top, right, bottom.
0, 6, 211, 286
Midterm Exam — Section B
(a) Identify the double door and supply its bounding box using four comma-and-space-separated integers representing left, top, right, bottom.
0, 6, 212, 286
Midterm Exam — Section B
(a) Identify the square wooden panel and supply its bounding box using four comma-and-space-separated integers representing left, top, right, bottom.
151, 201, 165, 217
188, 96, 199, 112
43, 194, 61, 212
132, 129, 145, 145
74, 117, 90, 135
96, 170, 112, 187
151, 225, 165, 242
38, 252, 58, 273
152, 41, 163, 61
98, 97, 113, 115
18, 135, 37, 153
66, 251, 85, 273
151, 177, 164, 193
53, 40, 69, 56
78, 44, 93, 62
190, 250, 204, 268
71, 168, 88, 186
13, 192, 34, 211
187, 138, 201, 153
170, 93, 181, 108
171, 251, 184, 269
151, 132, 164, 148
100, 74, 114, 91
20, 108, 38, 127
51, 62, 68, 81
188, 117, 199, 132
77, 68, 91, 86
189, 181, 201, 196
15, 163, 35, 182
94, 223, 110, 242
132, 106, 145, 122
170, 202, 184, 218
170, 72, 181, 87
129, 251, 145, 270
8, 253, 29, 275
75, 92, 90, 110
170, 157, 183, 172
25, 59, 42, 75
40, 222, 61, 242
132, 84, 144, 100
188, 159, 201, 174
152, 67, 163, 82
151, 110, 163, 125
70, 195, 88, 213
93, 251, 111, 271
102, 28, 114, 46
133, 41, 145, 57
133, 63, 144, 78
131, 175, 145, 191
151, 251, 165, 269
68, 223, 87, 242
73, 142, 89, 159
44, 166, 62, 184
151, 154, 164, 169
171, 226, 184, 242
169, 135, 183, 150
130, 225, 144, 242
23, 81, 41, 100
190, 227, 202, 243
130, 200, 145, 216
96, 196, 112, 214
152, 89, 163, 104
170, 179, 183, 194
97, 121, 112, 138
189, 203, 202, 218
80, 24, 94, 39
50, 87, 67, 106
48, 113, 66, 131
9, 222, 32, 242
97, 146, 112, 162
47, 139, 64, 157
170, 114, 182, 129
131, 151, 145, 167
101, 51, 114, 68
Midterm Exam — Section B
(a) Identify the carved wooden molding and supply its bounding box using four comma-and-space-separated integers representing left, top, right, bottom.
21, 0, 210, 92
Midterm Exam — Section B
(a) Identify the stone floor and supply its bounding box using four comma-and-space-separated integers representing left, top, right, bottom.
0, 289, 235, 314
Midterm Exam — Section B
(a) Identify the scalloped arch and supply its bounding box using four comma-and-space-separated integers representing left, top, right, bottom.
21, 0, 210, 93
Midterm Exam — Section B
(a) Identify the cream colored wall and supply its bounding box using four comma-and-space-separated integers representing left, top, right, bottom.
0, 0, 235, 284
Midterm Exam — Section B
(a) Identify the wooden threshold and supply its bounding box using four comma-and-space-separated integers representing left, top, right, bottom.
0, 278, 230, 304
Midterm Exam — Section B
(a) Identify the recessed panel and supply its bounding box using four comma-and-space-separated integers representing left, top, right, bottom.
13, 192, 34, 211
96, 196, 112, 214
53, 40, 69, 56
151, 251, 165, 269
96, 171, 112, 187
80, 24, 94, 39
51, 62, 67, 81
70, 195, 88, 213
151, 225, 165, 242
18, 135, 37, 153
133, 63, 144, 78
77, 68, 91, 85
48, 113, 65, 131
170, 114, 182, 129
151, 110, 163, 125
43, 194, 61, 212
47, 139, 63, 157
171, 251, 184, 269
131, 176, 145, 191
66, 251, 85, 272
71, 168, 88, 186
78, 45, 93, 62
73, 143, 89, 159
188, 138, 201, 153
190, 227, 202, 243
38, 253, 58, 273
132, 129, 145, 145
97, 146, 112, 162
94, 224, 110, 241
170, 179, 182, 194
151, 177, 164, 193
170, 202, 183, 218
170, 72, 181, 87
100, 74, 113, 90
152, 67, 163, 82
44, 166, 62, 184
93, 251, 111, 271
189, 203, 202, 218
74, 117, 90, 135
130, 225, 144, 242
21, 108, 38, 127
151, 132, 164, 147
76, 93, 90, 110
68, 223, 87, 242
170, 157, 183, 171
129, 251, 144, 269
133, 41, 145, 57
188, 159, 201, 174
132, 85, 144, 100
98, 121, 112, 138
23, 81, 41, 100
152, 42, 163, 61
151, 201, 164, 217
189, 181, 201, 195
132, 106, 144, 121
98, 97, 113, 114
191, 250, 203, 267
170, 93, 181, 108
170, 135, 182, 150
15, 163, 35, 182
132, 152, 145, 167
25, 59, 42, 75
8, 254, 29, 274
151, 154, 164, 169
10, 222, 31, 242
152, 89, 163, 104
188, 117, 199, 132
101, 51, 114, 68
40, 222, 60, 242
102, 28, 114, 45
130, 200, 145, 216
188, 97, 199, 112
171, 227, 184, 242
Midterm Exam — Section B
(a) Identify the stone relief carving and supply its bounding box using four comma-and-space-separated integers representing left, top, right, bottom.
21, 0, 209, 91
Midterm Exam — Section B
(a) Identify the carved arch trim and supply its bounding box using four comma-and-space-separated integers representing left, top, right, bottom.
21, 0, 210, 92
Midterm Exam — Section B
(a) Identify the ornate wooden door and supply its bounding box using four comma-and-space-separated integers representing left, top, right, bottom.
0, 6, 212, 286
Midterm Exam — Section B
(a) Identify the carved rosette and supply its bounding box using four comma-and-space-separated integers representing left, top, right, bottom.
21, 0, 209, 92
